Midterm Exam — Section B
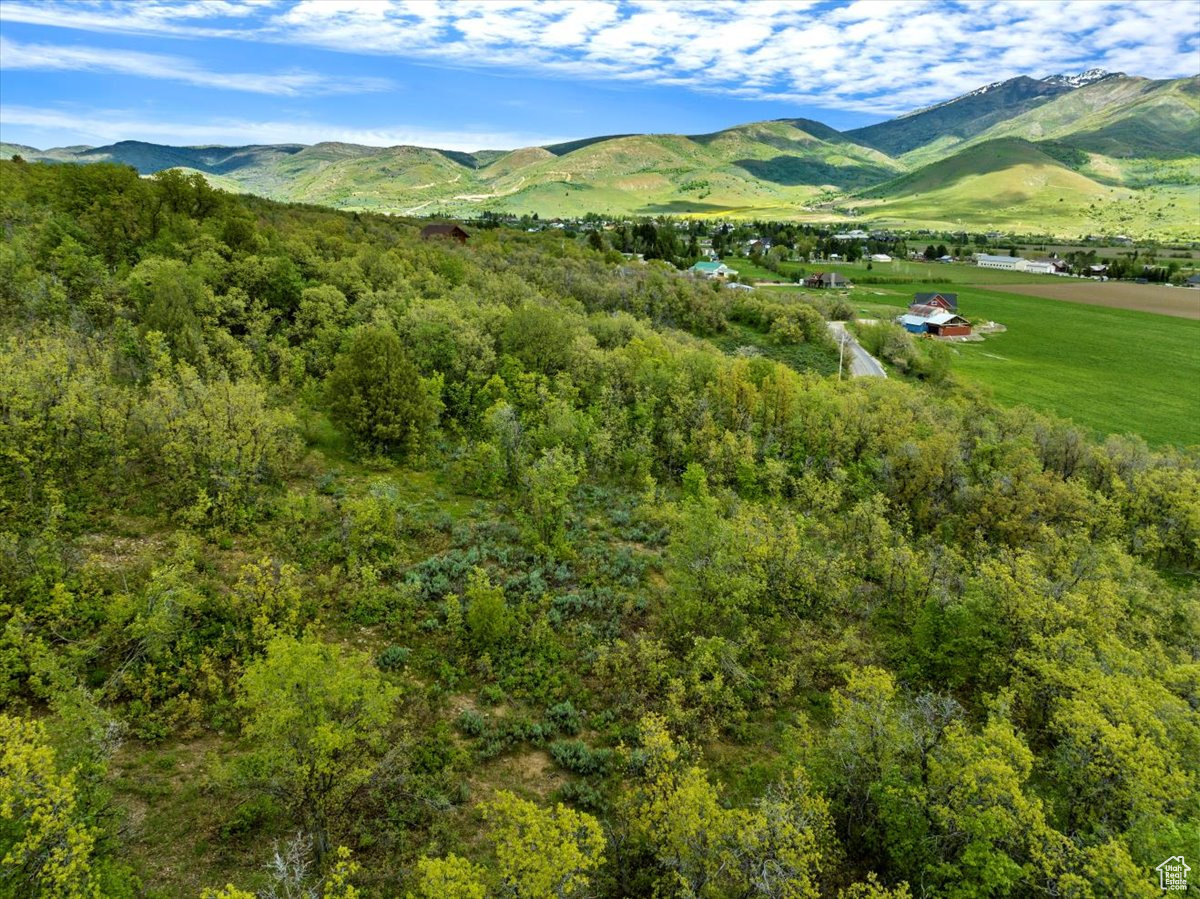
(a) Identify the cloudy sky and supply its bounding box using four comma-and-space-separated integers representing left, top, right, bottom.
1, 0, 1197, 151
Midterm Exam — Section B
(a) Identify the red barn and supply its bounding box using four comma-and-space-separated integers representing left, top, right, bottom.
912, 292, 958, 311
900, 291, 971, 337
900, 309, 972, 336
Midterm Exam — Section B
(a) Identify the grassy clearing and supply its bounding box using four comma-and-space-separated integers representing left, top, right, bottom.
710, 322, 840, 376
847, 284, 1200, 447
719, 257, 783, 281
111, 736, 277, 897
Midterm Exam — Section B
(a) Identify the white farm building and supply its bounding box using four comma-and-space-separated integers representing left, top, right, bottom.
974, 254, 1055, 274
975, 254, 1027, 270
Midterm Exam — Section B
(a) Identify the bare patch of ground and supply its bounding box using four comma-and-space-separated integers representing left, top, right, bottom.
78, 533, 166, 572
980, 282, 1200, 319
470, 749, 564, 802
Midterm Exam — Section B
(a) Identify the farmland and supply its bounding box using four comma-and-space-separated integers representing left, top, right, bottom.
809, 283, 1200, 447
797, 258, 1070, 284
983, 280, 1200, 319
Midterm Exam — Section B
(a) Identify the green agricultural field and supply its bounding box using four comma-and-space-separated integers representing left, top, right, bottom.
819, 258, 1070, 284
719, 257, 783, 281
849, 284, 1200, 447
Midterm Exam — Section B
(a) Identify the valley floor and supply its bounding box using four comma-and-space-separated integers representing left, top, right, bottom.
836, 281, 1200, 447
982, 280, 1200, 319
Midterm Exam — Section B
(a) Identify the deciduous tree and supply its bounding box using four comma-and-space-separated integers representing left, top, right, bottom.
236, 635, 400, 861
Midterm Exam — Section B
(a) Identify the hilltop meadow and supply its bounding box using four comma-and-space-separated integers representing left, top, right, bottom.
1, 160, 1197, 899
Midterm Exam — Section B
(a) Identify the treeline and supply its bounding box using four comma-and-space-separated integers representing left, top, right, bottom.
0, 159, 1197, 898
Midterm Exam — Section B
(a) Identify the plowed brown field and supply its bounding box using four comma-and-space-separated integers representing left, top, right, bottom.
980, 281, 1200, 319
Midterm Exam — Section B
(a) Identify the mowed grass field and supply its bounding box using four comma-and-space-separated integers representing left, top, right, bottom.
843, 283, 1200, 447
724, 257, 1074, 285
812, 258, 1071, 284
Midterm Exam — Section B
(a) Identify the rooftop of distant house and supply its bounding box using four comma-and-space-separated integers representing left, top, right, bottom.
419, 223, 469, 241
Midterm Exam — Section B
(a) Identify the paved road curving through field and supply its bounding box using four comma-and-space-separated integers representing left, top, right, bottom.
827, 321, 887, 378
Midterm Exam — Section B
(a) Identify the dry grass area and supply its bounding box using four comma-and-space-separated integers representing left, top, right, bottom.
981, 281, 1200, 319
470, 750, 565, 802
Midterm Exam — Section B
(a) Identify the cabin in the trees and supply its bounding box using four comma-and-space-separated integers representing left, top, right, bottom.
805, 272, 852, 288
901, 292, 971, 337
419, 223, 469, 243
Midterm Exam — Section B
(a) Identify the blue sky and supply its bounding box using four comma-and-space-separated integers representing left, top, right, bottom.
1, 0, 1197, 151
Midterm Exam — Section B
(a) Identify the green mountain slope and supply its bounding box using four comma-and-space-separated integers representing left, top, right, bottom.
846, 76, 1074, 157
963, 75, 1200, 161
1, 142, 95, 162
3, 121, 899, 219
74, 140, 305, 174
458, 120, 907, 217
265, 144, 487, 212
851, 137, 1192, 234
0, 142, 45, 158
6, 70, 1196, 235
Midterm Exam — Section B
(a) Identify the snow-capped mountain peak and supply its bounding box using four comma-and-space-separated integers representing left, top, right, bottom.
1041, 68, 1120, 88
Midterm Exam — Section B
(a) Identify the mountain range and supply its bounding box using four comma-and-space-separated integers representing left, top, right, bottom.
4, 71, 1197, 237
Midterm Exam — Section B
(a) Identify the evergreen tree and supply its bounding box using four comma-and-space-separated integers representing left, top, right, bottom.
327, 326, 437, 459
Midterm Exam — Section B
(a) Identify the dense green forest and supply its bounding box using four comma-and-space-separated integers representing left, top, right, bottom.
0, 159, 1197, 898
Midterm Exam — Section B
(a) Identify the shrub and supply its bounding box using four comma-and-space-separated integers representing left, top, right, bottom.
376, 646, 411, 671
555, 780, 608, 812
546, 700, 583, 735
464, 568, 515, 652
456, 708, 489, 738
451, 440, 505, 497
220, 796, 277, 839
550, 740, 613, 777
855, 321, 919, 372
141, 362, 299, 526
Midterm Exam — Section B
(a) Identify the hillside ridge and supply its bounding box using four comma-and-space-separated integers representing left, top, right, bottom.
7, 71, 1196, 236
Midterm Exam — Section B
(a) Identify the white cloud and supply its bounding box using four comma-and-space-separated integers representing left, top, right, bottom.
0, 104, 569, 151
0, 0, 256, 38
0, 36, 393, 95
2, 0, 1196, 117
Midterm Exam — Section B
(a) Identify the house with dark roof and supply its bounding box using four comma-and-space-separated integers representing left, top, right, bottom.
419, 223, 469, 243
805, 272, 852, 288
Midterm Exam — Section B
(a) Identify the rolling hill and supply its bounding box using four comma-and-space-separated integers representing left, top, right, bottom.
6, 70, 1196, 236
852, 138, 1133, 232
